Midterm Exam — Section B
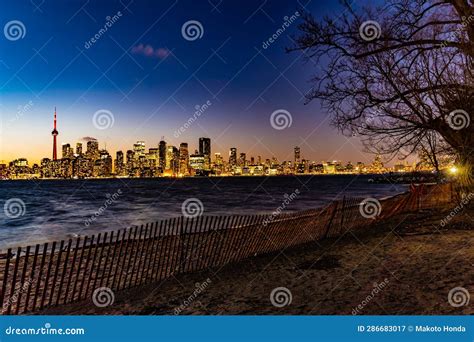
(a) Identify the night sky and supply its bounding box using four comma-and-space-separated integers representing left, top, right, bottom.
0, 0, 379, 165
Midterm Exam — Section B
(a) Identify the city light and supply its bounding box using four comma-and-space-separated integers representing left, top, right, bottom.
0, 109, 436, 180
449, 166, 458, 175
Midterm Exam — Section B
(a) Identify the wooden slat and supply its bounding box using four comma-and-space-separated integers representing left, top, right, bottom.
78, 235, 95, 300
23, 244, 39, 313
0, 248, 12, 314
133, 224, 148, 286
32, 243, 48, 311
15, 245, 30, 314
64, 238, 81, 305
92, 233, 108, 293
49, 240, 65, 307
104, 231, 120, 288
117, 227, 135, 290
71, 237, 88, 303
86, 233, 107, 297
40, 241, 56, 310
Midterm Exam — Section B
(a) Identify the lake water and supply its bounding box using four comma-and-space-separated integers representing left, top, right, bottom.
0, 175, 407, 249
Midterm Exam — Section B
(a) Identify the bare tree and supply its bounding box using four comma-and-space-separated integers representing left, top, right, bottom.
289, 0, 473, 184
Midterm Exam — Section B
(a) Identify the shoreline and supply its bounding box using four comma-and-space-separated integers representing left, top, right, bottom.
36, 203, 473, 315
0, 184, 410, 253
0, 172, 429, 182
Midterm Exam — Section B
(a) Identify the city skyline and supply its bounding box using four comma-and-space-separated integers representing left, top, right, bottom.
1, 107, 412, 168
0, 1, 385, 166
0, 107, 423, 181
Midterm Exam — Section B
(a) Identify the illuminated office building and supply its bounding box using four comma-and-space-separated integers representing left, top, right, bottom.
179, 143, 189, 175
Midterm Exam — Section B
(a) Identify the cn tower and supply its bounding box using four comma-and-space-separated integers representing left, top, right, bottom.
51, 107, 58, 160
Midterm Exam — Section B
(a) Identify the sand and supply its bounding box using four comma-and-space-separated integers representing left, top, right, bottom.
37, 204, 474, 315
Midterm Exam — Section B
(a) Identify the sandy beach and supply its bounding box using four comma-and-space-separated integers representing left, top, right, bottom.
36, 202, 474, 316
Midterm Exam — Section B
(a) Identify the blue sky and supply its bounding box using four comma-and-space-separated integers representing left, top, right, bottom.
0, 0, 381, 165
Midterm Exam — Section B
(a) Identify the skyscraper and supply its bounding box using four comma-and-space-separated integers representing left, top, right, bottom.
86, 140, 99, 161
294, 146, 301, 169
229, 147, 237, 167
166, 145, 179, 174
76, 143, 83, 156
239, 153, 246, 167
159, 140, 166, 171
133, 141, 146, 159
51, 107, 59, 161
62, 143, 73, 159
115, 150, 124, 175
179, 143, 189, 175
199, 137, 211, 169
126, 150, 134, 174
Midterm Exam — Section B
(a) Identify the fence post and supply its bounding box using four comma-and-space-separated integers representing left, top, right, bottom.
179, 217, 186, 274
323, 201, 338, 239
7, 247, 22, 315
340, 196, 346, 235
24, 244, 39, 313
0, 249, 12, 315
15, 245, 31, 314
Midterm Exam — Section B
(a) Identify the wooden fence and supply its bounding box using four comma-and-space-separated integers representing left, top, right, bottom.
0, 183, 454, 315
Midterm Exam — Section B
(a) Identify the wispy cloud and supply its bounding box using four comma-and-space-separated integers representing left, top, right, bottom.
82, 136, 97, 142
131, 44, 170, 59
